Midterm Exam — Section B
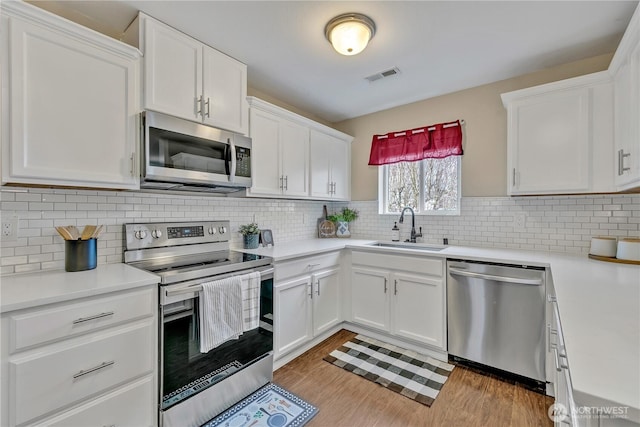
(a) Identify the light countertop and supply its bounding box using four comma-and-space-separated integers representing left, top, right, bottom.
0, 264, 160, 313
241, 239, 640, 420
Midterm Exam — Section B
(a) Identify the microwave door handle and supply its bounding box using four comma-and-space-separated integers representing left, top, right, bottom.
227, 138, 237, 182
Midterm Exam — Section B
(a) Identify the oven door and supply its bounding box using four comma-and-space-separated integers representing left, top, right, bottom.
159, 267, 273, 413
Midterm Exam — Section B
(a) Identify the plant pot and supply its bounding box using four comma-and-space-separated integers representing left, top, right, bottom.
243, 234, 259, 249
336, 221, 351, 238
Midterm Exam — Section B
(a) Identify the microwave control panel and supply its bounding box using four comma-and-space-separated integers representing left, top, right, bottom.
236, 147, 251, 178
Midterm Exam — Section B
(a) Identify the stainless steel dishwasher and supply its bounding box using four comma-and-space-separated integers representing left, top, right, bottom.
447, 259, 546, 383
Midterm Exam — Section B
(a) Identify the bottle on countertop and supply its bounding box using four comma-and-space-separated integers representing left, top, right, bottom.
391, 222, 400, 242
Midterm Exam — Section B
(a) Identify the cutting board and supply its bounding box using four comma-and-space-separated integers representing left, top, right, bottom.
317, 205, 335, 238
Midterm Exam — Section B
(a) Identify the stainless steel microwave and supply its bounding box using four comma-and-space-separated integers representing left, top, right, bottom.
140, 111, 252, 193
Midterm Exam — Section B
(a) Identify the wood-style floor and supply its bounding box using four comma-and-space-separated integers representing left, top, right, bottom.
273, 330, 553, 427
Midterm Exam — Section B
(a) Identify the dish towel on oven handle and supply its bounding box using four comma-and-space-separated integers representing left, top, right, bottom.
199, 276, 243, 353
241, 271, 261, 331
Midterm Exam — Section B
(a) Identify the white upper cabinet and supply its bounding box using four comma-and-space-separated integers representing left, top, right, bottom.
502, 71, 614, 195
129, 13, 248, 135
247, 101, 309, 198
310, 129, 351, 200
610, 4, 640, 190
247, 97, 352, 201
1, 2, 141, 190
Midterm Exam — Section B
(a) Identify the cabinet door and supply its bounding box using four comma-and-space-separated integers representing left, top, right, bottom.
274, 276, 312, 358
392, 273, 445, 349
351, 267, 390, 331
248, 109, 282, 196
202, 46, 248, 134
509, 88, 590, 194
312, 268, 340, 335
143, 16, 202, 122
328, 137, 350, 200
280, 120, 309, 197
4, 17, 139, 189
614, 59, 634, 187
309, 130, 332, 198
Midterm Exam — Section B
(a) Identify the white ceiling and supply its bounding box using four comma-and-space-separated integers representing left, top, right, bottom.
32, 1, 639, 123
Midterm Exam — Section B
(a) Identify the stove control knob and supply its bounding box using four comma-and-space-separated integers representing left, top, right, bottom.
208, 227, 217, 235
218, 226, 227, 234
151, 229, 162, 239
135, 230, 147, 240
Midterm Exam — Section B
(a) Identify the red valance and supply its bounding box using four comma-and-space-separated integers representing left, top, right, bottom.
368, 120, 464, 166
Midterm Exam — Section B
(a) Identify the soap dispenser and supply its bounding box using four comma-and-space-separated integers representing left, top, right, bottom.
391, 222, 400, 242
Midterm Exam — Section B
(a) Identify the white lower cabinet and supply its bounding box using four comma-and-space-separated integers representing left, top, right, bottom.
350, 251, 446, 351
273, 252, 341, 360
0, 287, 157, 427
274, 276, 313, 357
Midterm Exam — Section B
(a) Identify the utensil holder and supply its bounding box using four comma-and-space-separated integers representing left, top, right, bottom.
65, 239, 97, 272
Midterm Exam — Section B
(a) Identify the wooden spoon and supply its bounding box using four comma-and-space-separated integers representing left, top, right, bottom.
81, 225, 97, 240
90, 225, 104, 239
55, 226, 73, 240
66, 225, 80, 240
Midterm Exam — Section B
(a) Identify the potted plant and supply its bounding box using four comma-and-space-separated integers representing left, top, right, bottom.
328, 207, 359, 238
239, 222, 260, 249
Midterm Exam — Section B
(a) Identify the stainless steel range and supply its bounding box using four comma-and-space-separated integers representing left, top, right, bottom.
124, 221, 274, 427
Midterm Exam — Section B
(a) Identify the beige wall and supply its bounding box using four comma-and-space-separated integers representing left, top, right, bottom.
334, 53, 614, 200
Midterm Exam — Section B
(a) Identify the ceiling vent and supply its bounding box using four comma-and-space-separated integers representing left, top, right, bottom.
365, 67, 401, 83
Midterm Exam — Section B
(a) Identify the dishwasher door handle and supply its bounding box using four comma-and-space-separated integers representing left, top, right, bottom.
448, 267, 543, 286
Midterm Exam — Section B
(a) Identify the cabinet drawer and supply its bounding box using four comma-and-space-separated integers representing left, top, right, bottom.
275, 251, 341, 281
9, 288, 155, 352
352, 251, 443, 277
10, 319, 154, 426
33, 376, 154, 427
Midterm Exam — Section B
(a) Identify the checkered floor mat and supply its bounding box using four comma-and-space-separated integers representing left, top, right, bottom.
323, 334, 454, 406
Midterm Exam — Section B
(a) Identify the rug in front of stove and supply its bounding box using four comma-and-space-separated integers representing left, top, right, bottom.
324, 334, 454, 407
201, 383, 317, 427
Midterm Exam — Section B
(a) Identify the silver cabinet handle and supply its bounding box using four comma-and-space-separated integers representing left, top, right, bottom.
196, 95, 203, 116
72, 311, 114, 324
309, 283, 313, 299
512, 168, 516, 187
316, 280, 320, 296
383, 277, 387, 293
129, 154, 135, 177
73, 361, 114, 379
279, 176, 284, 189
618, 149, 631, 175
548, 294, 557, 303
307, 263, 320, 269
449, 267, 543, 285
394, 279, 398, 295
284, 176, 288, 190
205, 97, 211, 118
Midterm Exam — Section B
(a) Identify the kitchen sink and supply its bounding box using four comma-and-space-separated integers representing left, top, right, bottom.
366, 242, 445, 252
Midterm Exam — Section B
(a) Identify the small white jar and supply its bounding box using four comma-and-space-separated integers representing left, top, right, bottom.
617, 238, 640, 261
589, 236, 617, 257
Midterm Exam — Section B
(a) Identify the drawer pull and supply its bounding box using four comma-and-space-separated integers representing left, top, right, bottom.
73, 361, 115, 379
72, 311, 115, 324
307, 263, 320, 269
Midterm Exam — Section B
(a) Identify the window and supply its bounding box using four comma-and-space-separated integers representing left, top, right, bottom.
379, 156, 461, 215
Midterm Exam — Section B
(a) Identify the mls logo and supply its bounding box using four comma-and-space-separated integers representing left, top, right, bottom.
549, 403, 569, 422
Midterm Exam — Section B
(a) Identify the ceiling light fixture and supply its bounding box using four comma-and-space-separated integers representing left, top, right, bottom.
324, 13, 376, 56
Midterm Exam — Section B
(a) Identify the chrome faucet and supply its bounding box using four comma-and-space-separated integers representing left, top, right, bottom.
399, 207, 422, 243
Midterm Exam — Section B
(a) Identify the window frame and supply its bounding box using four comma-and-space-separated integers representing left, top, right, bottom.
378, 156, 461, 216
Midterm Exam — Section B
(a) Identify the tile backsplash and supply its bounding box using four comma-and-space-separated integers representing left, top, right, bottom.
0, 188, 329, 275
342, 194, 640, 253
1, 187, 639, 275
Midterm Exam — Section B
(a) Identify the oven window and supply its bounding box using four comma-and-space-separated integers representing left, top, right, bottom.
161, 277, 274, 410
148, 127, 228, 175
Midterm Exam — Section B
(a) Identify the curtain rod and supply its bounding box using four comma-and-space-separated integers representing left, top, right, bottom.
377, 120, 465, 139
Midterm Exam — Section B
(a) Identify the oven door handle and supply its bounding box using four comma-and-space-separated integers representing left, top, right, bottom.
163, 267, 274, 298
